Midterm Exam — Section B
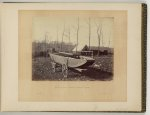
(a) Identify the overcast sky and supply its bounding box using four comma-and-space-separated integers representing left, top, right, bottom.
32, 11, 114, 48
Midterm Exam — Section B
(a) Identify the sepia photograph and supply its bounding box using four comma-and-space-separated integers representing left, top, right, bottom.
19, 9, 127, 102
32, 11, 114, 81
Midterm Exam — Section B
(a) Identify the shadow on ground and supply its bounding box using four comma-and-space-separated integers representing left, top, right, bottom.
32, 57, 113, 81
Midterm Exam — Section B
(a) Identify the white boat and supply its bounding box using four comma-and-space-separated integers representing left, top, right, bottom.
49, 52, 95, 69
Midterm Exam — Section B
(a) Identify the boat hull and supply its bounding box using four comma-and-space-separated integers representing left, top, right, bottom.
49, 53, 95, 68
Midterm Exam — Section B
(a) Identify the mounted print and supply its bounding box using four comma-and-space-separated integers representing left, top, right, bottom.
0, 3, 146, 112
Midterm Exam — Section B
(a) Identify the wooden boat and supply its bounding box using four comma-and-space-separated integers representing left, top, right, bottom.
49, 52, 95, 69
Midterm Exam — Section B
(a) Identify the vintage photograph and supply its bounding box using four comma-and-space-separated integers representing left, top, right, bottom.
19, 9, 126, 102
32, 11, 114, 81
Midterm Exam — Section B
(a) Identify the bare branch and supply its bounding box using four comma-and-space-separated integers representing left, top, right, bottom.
76, 17, 79, 53
61, 22, 65, 51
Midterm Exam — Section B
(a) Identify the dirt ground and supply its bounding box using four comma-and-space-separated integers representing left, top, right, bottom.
32, 56, 113, 81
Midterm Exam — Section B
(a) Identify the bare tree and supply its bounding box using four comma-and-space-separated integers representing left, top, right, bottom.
101, 30, 104, 47
88, 17, 91, 50
63, 25, 71, 52
61, 23, 65, 51
71, 17, 80, 53
56, 26, 58, 49
108, 31, 111, 48
95, 21, 103, 56
76, 17, 79, 53
68, 26, 71, 44
84, 17, 91, 50
64, 27, 71, 43
45, 32, 49, 57
68, 26, 71, 52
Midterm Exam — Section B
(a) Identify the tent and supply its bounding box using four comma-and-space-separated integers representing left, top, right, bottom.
72, 44, 88, 52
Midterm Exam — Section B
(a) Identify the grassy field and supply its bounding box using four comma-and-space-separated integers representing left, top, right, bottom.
93, 55, 113, 73
32, 55, 113, 81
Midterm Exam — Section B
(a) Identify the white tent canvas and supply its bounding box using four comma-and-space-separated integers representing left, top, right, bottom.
72, 44, 88, 52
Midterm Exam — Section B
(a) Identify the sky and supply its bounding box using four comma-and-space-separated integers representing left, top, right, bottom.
32, 11, 114, 48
